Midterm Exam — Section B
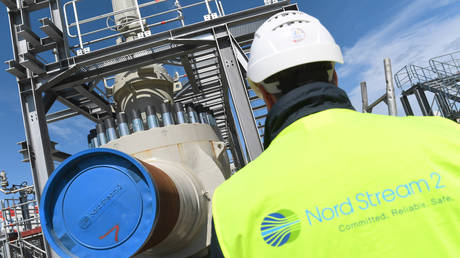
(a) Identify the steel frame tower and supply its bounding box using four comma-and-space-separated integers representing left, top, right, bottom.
0, 0, 298, 256
395, 51, 460, 122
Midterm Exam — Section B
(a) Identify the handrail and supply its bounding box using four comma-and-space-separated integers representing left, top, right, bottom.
64, 0, 223, 53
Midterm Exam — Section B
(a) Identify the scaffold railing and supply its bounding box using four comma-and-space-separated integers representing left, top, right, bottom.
0, 198, 45, 257
64, 0, 224, 55
395, 51, 460, 90
395, 50, 460, 121
430, 51, 460, 76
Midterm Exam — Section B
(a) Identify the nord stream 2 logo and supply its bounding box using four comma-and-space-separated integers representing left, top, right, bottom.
259, 173, 449, 246
260, 210, 301, 247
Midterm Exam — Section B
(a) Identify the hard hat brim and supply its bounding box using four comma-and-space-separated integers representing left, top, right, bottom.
247, 43, 344, 83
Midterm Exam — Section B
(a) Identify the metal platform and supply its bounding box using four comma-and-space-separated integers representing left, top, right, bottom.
395, 51, 460, 121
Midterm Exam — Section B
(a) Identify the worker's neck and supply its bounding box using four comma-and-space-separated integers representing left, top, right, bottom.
263, 82, 354, 148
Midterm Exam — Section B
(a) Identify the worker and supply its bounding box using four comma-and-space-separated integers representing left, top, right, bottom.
210, 10, 460, 258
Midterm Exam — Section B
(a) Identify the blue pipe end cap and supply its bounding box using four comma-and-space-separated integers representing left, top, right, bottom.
41, 148, 158, 257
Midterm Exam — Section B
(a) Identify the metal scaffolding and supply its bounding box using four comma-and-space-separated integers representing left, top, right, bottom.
0, 0, 297, 256
395, 51, 460, 122
0, 171, 44, 258
0, 197, 44, 258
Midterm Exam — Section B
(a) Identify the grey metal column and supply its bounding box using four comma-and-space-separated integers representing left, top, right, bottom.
19, 52, 59, 258
48, 0, 70, 59
7, 4, 58, 258
214, 26, 263, 163
434, 93, 452, 118
414, 87, 434, 116
384, 58, 397, 116
400, 95, 414, 116
360, 82, 368, 113
223, 96, 247, 170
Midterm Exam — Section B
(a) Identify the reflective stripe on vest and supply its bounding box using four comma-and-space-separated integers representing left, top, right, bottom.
212, 109, 460, 258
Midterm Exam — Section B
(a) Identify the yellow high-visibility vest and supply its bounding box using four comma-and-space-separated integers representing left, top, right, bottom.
213, 109, 460, 258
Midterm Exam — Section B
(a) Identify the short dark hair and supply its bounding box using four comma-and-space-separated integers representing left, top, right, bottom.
264, 61, 333, 95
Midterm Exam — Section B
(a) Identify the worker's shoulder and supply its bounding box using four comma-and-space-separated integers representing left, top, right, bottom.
338, 109, 458, 127
404, 114, 459, 127
213, 151, 271, 202
378, 113, 459, 134
214, 161, 257, 193
338, 109, 459, 133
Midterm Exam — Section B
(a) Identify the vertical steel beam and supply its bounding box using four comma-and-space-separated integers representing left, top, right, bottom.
43, 92, 57, 113
7, 4, 58, 258
414, 87, 434, 116
222, 100, 245, 170
400, 95, 414, 116
214, 26, 263, 164
18, 82, 57, 257
48, 0, 70, 60
180, 55, 200, 93
434, 93, 452, 118
384, 58, 397, 116
360, 81, 368, 113
22, 89, 57, 258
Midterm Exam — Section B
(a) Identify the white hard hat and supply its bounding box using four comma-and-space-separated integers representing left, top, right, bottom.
247, 11, 343, 97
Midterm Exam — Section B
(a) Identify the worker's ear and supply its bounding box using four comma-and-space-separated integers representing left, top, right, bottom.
256, 84, 277, 110
332, 70, 338, 86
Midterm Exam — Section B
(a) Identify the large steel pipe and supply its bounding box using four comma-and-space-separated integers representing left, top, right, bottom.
111, 0, 140, 32
40, 148, 202, 257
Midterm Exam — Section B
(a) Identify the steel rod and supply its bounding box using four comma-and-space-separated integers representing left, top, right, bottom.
134, 0, 145, 32
219, 1, 225, 15
360, 81, 368, 113
204, 0, 212, 14
1, 199, 36, 209
5, 216, 41, 227
214, 0, 222, 16
366, 93, 387, 112
384, 58, 397, 116
20, 239, 47, 254
71, 0, 84, 49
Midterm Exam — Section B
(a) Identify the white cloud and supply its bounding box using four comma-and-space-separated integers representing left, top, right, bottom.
48, 123, 74, 141
338, 0, 460, 115
48, 116, 95, 152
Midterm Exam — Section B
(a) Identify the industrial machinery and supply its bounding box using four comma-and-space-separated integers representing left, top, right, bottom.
0, 0, 298, 256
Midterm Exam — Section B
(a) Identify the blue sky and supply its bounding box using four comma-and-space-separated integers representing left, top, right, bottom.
0, 0, 458, 198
